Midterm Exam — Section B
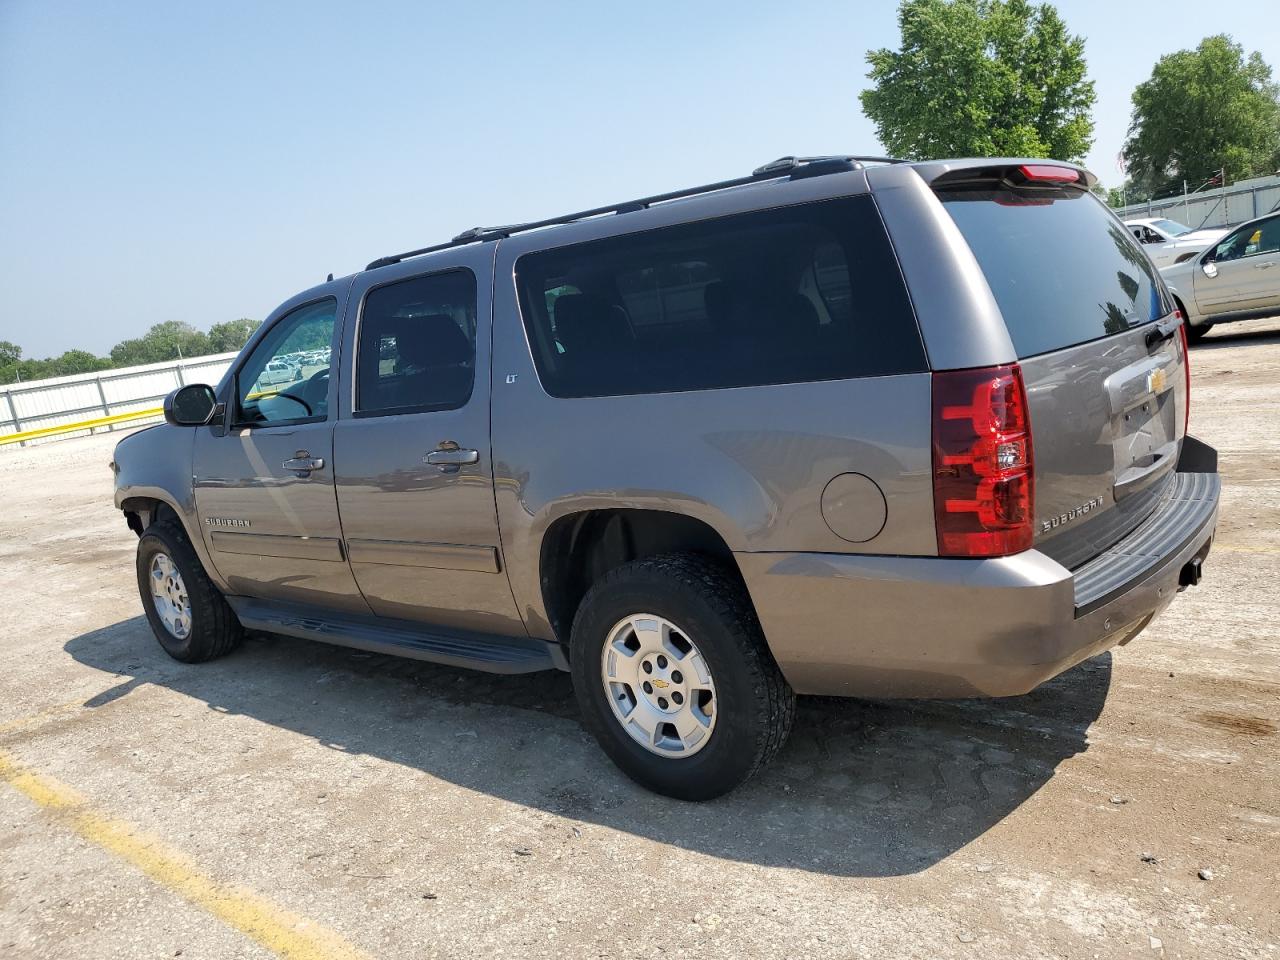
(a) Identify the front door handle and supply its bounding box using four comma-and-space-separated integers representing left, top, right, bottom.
283, 453, 325, 475
1254, 261, 1276, 269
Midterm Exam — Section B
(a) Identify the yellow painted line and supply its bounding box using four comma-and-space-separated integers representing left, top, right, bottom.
0, 750, 371, 960
0, 407, 163, 445
0, 698, 88, 737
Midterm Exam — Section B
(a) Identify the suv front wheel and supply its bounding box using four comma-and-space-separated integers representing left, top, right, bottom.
136, 520, 243, 663
570, 554, 795, 801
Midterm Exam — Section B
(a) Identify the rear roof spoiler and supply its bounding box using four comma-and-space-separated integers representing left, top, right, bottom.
909, 158, 1098, 190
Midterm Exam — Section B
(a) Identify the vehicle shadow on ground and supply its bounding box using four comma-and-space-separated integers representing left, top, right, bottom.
66, 618, 1111, 878
1192, 322, 1280, 351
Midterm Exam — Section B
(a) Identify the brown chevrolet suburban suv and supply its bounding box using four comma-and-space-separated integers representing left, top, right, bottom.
113, 156, 1220, 799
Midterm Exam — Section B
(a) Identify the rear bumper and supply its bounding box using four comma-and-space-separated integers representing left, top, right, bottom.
738, 439, 1220, 699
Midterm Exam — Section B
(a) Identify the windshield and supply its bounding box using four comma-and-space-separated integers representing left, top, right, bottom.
940, 187, 1170, 358
1152, 219, 1194, 238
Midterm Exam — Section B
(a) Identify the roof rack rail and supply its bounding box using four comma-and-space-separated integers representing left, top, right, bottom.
364, 154, 905, 270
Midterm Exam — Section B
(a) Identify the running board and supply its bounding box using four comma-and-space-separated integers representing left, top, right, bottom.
226, 597, 566, 674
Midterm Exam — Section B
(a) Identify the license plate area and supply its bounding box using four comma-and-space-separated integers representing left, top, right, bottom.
1113, 389, 1176, 493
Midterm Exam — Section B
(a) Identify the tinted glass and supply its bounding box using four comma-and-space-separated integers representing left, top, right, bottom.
1216, 215, 1280, 262
515, 196, 924, 398
236, 299, 335, 424
356, 270, 477, 415
940, 188, 1170, 358
1152, 218, 1192, 237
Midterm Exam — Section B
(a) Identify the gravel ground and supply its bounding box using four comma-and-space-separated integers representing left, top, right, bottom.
1, 318, 1277, 960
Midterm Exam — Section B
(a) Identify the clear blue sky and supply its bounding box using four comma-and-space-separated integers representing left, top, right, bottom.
1, 0, 1277, 358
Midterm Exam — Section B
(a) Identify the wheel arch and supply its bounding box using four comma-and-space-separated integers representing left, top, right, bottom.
1166, 284, 1204, 326
118, 486, 228, 592
538, 508, 745, 645
120, 494, 182, 536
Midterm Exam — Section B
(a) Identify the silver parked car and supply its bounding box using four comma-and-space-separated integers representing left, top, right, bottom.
1160, 209, 1280, 342
114, 156, 1220, 799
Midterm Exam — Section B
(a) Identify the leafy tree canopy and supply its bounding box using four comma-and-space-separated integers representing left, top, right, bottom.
208, 318, 261, 353
1, 317, 262, 386
108, 321, 210, 367
1123, 35, 1280, 198
861, 0, 1096, 162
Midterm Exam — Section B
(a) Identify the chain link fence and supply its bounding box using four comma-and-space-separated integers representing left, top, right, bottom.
1114, 174, 1280, 231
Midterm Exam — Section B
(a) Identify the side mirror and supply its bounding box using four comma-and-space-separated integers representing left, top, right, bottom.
1202, 260, 1219, 279
164, 384, 219, 426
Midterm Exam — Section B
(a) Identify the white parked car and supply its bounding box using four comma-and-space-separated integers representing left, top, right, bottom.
257, 358, 302, 387
1160, 210, 1280, 341
1125, 217, 1228, 269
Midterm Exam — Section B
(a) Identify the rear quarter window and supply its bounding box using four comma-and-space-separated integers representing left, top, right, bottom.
515, 195, 925, 398
939, 187, 1171, 358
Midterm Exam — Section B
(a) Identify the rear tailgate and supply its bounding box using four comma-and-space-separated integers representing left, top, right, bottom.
934, 165, 1187, 568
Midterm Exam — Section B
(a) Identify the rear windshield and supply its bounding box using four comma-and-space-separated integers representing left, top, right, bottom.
515, 196, 926, 398
939, 186, 1170, 358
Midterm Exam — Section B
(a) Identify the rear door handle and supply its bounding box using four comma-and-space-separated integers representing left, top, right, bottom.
1255, 261, 1276, 269
283, 454, 325, 475
424, 448, 479, 466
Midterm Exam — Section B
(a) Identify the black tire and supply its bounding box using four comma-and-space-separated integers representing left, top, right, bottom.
1174, 297, 1211, 344
136, 520, 243, 663
569, 553, 795, 801
1186, 321, 1212, 344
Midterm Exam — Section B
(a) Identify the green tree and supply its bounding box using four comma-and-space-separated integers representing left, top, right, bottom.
861, 0, 1096, 162
109, 321, 210, 366
1123, 36, 1280, 198
0, 346, 112, 385
50, 349, 111, 377
207, 318, 260, 353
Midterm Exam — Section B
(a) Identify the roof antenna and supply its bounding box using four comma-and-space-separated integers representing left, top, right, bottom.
326, 273, 334, 282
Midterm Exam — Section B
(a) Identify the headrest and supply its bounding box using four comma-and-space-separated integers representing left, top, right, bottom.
702, 281, 731, 329
394, 314, 472, 367
784, 292, 820, 329
553, 294, 630, 352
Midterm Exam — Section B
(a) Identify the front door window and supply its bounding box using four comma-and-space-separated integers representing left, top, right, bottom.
236, 299, 336, 425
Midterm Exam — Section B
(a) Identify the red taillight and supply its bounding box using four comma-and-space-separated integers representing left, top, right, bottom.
1018, 163, 1081, 183
1177, 316, 1190, 433
932, 364, 1035, 557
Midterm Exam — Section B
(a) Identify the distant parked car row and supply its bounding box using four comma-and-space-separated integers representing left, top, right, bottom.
249, 347, 331, 390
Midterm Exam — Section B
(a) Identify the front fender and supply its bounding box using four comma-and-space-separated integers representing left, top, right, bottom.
112, 425, 228, 592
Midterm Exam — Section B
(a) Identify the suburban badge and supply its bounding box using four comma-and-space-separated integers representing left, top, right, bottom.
204, 517, 251, 527
1040, 497, 1104, 533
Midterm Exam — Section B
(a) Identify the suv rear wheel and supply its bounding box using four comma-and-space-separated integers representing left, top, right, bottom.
569, 554, 794, 800
136, 520, 243, 663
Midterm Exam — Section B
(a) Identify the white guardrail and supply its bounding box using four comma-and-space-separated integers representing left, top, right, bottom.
0, 353, 238, 448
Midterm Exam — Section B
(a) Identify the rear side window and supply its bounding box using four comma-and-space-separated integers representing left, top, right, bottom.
939, 187, 1171, 358
356, 270, 477, 416
515, 196, 924, 398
